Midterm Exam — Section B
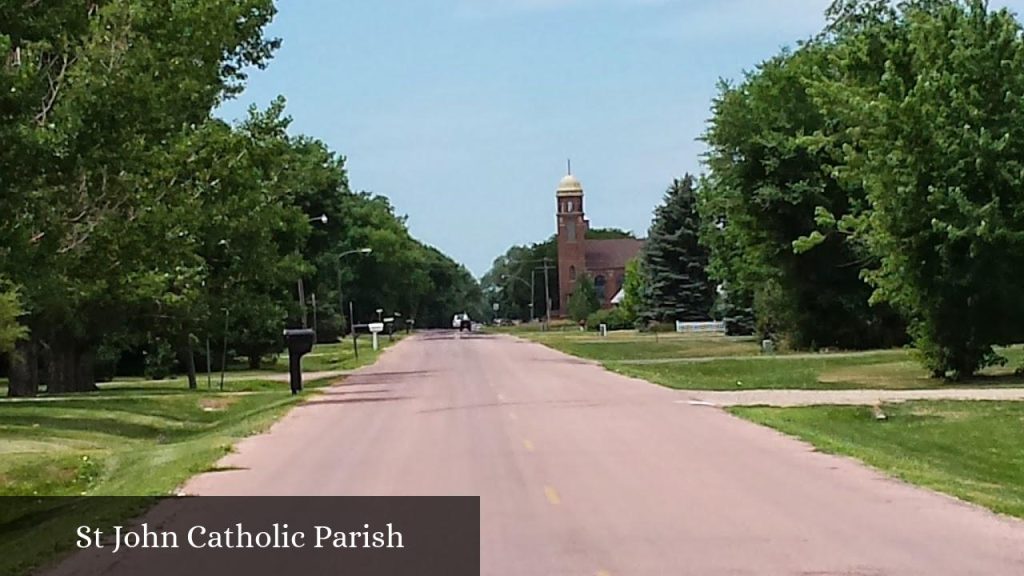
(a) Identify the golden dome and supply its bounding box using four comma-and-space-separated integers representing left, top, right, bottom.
557, 174, 583, 195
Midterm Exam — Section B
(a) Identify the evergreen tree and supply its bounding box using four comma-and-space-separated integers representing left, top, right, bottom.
643, 176, 715, 323
567, 274, 601, 323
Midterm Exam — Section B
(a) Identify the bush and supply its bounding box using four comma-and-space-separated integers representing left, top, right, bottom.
587, 308, 634, 331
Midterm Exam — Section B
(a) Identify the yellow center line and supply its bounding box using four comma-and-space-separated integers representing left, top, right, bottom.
523, 439, 535, 452
544, 486, 561, 505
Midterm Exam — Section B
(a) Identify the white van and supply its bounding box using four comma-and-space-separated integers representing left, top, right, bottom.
452, 313, 472, 331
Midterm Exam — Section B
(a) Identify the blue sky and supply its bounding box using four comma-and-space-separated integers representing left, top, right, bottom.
218, 0, 1024, 277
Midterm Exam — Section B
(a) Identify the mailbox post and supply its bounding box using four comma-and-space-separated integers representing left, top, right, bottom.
368, 322, 384, 351
283, 329, 316, 395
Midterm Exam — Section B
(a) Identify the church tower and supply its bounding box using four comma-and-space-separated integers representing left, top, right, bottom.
556, 168, 588, 315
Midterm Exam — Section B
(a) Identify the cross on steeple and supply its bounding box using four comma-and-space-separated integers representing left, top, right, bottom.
567, 158, 572, 176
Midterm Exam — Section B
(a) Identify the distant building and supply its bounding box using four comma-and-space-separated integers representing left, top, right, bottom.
555, 172, 645, 314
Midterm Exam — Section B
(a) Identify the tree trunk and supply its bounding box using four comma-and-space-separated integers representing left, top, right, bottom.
7, 337, 39, 398
247, 354, 262, 370
45, 336, 98, 394
182, 337, 197, 390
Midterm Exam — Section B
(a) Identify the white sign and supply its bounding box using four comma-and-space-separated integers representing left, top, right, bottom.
492, 303, 500, 311
383, 317, 394, 323
368, 322, 385, 334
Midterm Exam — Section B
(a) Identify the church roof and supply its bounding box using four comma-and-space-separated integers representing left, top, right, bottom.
584, 238, 645, 271
557, 174, 583, 195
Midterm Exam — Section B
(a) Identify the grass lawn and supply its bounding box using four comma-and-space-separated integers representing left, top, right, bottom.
528, 331, 762, 361
733, 401, 1024, 519
0, 335, 397, 576
517, 329, 1024, 390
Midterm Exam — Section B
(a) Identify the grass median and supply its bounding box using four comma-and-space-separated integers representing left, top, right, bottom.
732, 401, 1024, 519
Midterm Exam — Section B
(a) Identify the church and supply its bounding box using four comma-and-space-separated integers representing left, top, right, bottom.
555, 171, 645, 314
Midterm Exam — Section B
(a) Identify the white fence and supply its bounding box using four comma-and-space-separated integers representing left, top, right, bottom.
675, 321, 726, 334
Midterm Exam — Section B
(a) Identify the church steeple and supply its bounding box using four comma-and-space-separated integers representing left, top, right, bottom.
555, 166, 588, 315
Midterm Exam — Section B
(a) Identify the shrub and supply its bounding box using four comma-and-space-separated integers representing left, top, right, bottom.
587, 308, 634, 331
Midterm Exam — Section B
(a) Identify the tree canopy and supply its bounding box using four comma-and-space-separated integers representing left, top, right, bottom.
699, 0, 1024, 377
0, 2, 480, 396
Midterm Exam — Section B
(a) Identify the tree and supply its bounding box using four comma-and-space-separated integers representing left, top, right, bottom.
481, 237, 558, 321
815, 0, 1024, 377
0, 285, 26, 355
700, 39, 905, 349
619, 258, 646, 325
1, 1, 278, 395
643, 176, 715, 323
567, 274, 601, 323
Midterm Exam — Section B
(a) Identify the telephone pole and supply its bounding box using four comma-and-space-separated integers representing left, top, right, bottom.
542, 257, 552, 325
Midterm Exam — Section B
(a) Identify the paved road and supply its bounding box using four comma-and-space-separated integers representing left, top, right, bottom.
184, 332, 1024, 575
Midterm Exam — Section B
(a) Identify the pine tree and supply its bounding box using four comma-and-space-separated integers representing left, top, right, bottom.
643, 176, 715, 323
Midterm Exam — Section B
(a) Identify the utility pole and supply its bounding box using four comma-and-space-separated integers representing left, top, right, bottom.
311, 293, 318, 337
338, 268, 345, 337
543, 257, 552, 325
530, 268, 536, 323
350, 301, 359, 359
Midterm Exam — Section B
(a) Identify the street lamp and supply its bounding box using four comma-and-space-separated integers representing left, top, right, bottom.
508, 257, 554, 325
500, 273, 535, 322
297, 215, 329, 328
337, 247, 373, 338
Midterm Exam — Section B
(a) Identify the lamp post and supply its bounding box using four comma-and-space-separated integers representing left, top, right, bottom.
337, 248, 372, 339
506, 257, 555, 323
297, 214, 329, 329
500, 273, 534, 322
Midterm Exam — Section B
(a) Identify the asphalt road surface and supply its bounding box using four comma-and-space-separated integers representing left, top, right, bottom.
184, 332, 1024, 575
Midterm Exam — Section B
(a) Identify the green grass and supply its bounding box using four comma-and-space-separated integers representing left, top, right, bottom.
532, 332, 761, 361
0, 335, 398, 576
520, 330, 1024, 390
733, 401, 1024, 518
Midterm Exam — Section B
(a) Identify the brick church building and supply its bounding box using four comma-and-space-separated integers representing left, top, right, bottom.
555, 172, 645, 314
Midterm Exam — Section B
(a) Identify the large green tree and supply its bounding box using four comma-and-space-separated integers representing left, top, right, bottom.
1, 0, 278, 396
814, 0, 1024, 377
700, 38, 905, 349
643, 176, 715, 323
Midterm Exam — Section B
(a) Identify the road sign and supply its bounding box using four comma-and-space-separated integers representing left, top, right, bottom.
383, 317, 394, 323
368, 322, 384, 334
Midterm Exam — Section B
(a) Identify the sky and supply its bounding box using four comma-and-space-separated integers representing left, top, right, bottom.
217, 0, 1024, 277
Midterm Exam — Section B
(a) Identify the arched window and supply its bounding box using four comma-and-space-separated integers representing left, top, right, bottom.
570, 266, 577, 281
595, 275, 607, 302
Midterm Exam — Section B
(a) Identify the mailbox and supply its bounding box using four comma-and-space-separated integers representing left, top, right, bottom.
283, 329, 316, 395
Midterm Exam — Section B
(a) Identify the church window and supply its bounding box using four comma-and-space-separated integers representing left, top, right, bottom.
567, 200, 574, 212
595, 275, 607, 302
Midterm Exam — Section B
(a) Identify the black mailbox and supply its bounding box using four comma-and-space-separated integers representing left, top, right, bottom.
283, 329, 316, 395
